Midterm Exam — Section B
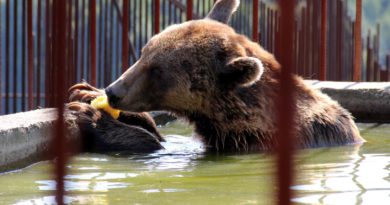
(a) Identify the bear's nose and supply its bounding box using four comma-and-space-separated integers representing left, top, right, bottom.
105, 88, 121, 106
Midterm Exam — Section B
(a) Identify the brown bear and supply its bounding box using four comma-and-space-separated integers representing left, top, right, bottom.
102, 0, 364, 152
66, 82, 164, 153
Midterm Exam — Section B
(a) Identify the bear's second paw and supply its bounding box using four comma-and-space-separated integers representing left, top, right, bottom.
66, 102, 102, 128
68, 82, 104, 103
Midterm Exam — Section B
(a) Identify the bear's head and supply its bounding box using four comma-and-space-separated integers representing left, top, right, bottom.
106, 0, 278, 116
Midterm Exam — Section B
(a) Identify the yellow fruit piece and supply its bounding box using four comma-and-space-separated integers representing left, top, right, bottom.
90, 95, 121, 119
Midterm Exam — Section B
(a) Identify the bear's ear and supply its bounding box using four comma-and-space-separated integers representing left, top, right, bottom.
219, 57, 264, 88
206, 0, 240, 24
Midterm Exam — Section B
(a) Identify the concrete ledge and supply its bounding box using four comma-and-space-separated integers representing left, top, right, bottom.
306, 80, 390, 122
0, 109, 57, 172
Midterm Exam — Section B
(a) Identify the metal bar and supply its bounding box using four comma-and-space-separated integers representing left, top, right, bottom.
366, 30, 371, 81
22, 0, 26, 111
90, 0, 97, 86
186, 0, 193, 20
387, 55, 390, 81
104, 0, 108, 85
155, 0, 160, 34
109, 0, 114, 83
0, 1, 2, 114
5, 0, 9, 113
275, 1, 295, 204
67, 0, 73, 87
138, 0, 142, 51
122, 0, 129, 72
98, 0, 103, 86
13, 0, 19, 113
44, 0, 50, 106
52, 1, 67, 204
37, 0, 42, 107
81, 0, 86, 80
353, 0, 362, 81
145, 0, 149, 43
74, 0, 79, 83
27, 0, 33, 109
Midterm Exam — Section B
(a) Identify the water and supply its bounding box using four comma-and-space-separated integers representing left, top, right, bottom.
0, 122, 389, 205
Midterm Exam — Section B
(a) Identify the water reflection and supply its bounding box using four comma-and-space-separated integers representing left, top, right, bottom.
292, 141, 390, 205
14, 195, 108, 205
2, 122, 390, 205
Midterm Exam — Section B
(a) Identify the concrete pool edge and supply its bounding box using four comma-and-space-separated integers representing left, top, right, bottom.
306, 80, 390, 122
1, 80, 390, 172
0, 109, 57, 173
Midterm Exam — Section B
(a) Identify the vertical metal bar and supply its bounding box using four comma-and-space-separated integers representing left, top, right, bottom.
109, 0, 114, 82
116, 9, 120, 78
98, 0, 103, 86
366, 30, 371, 81
320, 0, 327, 80
81, 0, 86, 80
90, 0, 97, 86
28, 0, 34, 110
138, 0, 143, 49
186, 0, 193, 20
144, 0, 148, 43
52, 1, 67, 204
44, 0, 50, 106
155, 0, 160, 34
103, 0, 108, 85
74, 0, 79, 84
276, 1, 295, 204
387, 55, 390, 81
67, 0, 73, 87
37, 0, 42, 107
0, 1, 2, 114
122, 0, 129, 72
13, 0, 19, 113
22, 0, 26, 111
5, 0, 10, 113
353, 0, 362, 81
252, 0, 259, 43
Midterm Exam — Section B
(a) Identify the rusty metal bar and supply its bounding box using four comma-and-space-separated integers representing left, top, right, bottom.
81, 0, 86, 80
138, 0, 142, 52
353, 0, 362, 81
52, 1, 68, 204
103, 0, 108, 85
27, 0, 32, 109
110, 0, 114, 82
67, 0, 73, 87
5, 0, 10, 113
387, 55, 390, 81
13, 0, 18, 113
320, 0, 327, 80
186, 0, 193, 20
0, 1, 2, 114
44, 0, 50, 106
276, 1, 295, 204
22, 0, 26, 111
155, 0, 160, 34
89, 0, 97, 86
37, 0, 42, 107
122, 0, 129, 72
366, 30, 371, 81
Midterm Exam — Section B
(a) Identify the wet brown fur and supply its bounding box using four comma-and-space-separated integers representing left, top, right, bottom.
106, 1, 364, 152
66, 83, 163, 152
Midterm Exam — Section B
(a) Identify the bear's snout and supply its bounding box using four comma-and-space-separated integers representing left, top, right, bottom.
105, 88, 121, 107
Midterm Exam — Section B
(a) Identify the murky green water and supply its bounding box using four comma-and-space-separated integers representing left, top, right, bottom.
1, 122, 389, 205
